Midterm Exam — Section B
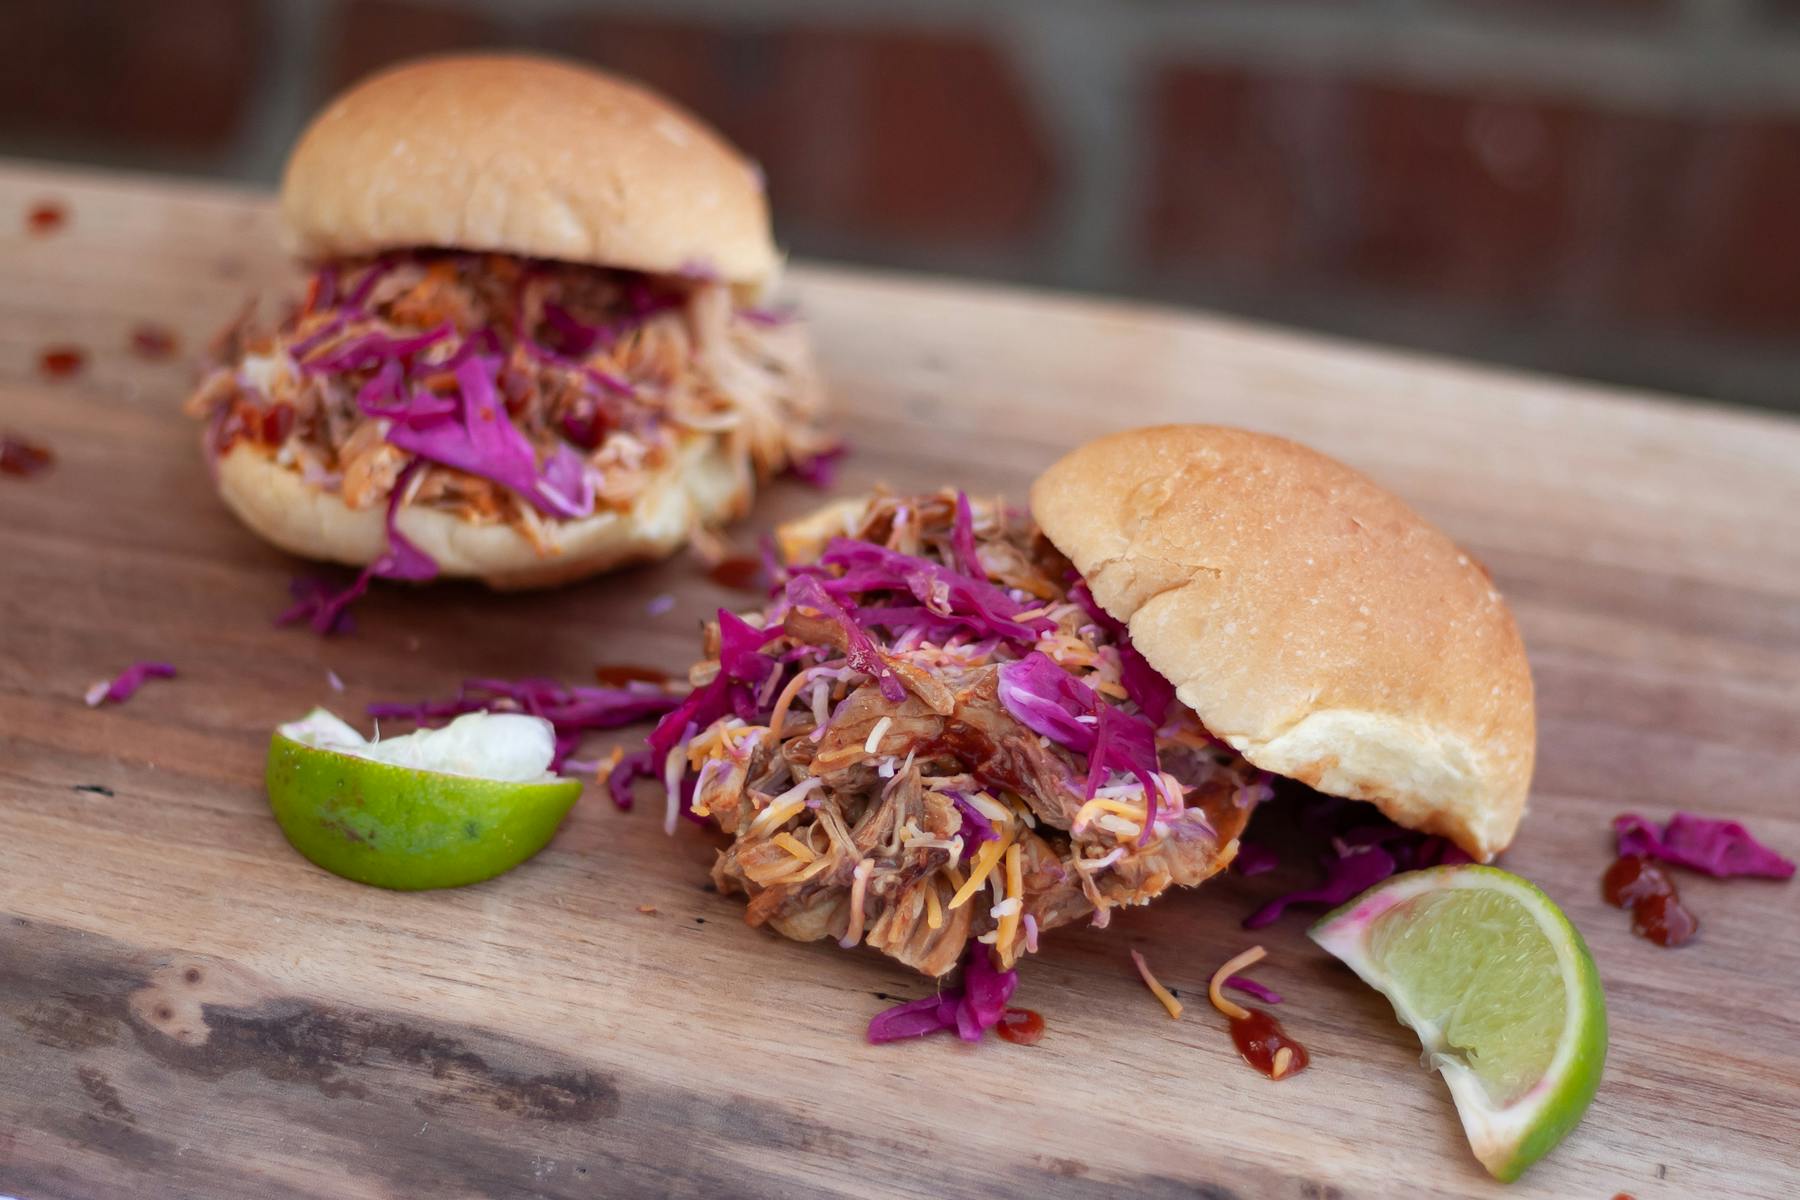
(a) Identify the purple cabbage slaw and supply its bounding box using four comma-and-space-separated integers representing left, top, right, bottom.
867, 946, 1019, 1044
996, 651, 1167, 842
1614, 812, 1794, 880
368, 676, 680, 774
84, 661, 176, 708
1225, 975, 1284, 1005
278, 461, 438, 635
1240, 796, 1473, 929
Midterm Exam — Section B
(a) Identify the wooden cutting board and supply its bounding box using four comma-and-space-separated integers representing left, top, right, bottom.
2, 163, 1796, 1200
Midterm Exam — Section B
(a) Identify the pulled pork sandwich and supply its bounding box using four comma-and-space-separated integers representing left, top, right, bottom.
185, 55, 829, 608
650, 425, 1536, 977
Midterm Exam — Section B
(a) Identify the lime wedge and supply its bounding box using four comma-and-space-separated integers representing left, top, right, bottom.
1309, 865, 1607, 1182
266, 708, 582, 890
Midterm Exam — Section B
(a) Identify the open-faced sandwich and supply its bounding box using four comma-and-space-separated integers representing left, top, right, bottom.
649, 425, 1536, 976
185, 54, 830, 618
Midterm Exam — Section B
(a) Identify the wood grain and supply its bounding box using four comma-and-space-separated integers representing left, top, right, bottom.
2, 162, 1798, 1200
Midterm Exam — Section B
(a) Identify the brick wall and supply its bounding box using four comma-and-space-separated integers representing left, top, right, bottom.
3, 0, 1798, 410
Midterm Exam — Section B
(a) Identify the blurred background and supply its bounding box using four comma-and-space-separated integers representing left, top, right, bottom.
4, 0, 1797, 410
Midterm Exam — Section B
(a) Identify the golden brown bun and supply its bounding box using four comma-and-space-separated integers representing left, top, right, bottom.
216, 438, 750, 591
281, 54, 779, 287
1030, 426, 1535, 860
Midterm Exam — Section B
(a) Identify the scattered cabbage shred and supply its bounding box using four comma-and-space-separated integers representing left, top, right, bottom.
1614, 811, 1794, 880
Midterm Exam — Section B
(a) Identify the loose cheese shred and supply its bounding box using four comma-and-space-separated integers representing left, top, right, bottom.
1071, 796, 1148, 834
924, 882, 943, 930
1131, 949, 1183, 1019
1208, 945, 1265, 1022
948, 828, 1014, 910
1272, 1047, 1296, 1079
839, 859, 873, 948
773, 832, 817, 862
764, 667, 816, 739
995, 843, 1024, 953
863, 715, 893, 755
748, 777, 823, 837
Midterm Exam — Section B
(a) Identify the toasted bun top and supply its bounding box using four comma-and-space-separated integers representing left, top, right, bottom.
1030, 426, 1535, 860
281, 54, 779, 286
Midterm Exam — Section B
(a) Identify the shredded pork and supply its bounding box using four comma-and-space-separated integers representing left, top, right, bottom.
673, 492, 1274, 976
186, 252, 830, 544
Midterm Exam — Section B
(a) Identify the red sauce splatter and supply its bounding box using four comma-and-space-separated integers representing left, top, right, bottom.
39, 347, 86, 378
1, 434, 55, 477
131, 324, 178, 360
257, 402, 295, 447
1603, 855, 1698, 946
1229, 1009, 1309, 1079
594, 664, 672, 687
995, 1008, 1044, 1046
707, 555, 765, 593
1613, 1194, 1636, 1200
27, 201, 66, 235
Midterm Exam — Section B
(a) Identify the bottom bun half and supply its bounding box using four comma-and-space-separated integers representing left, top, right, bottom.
215, 437, 750, 590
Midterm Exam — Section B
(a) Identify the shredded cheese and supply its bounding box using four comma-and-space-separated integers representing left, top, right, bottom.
995, 844, 1024, 953
924, 883, 943, 930
1131, 949, 1183, 1019
1071, 796, 1147, 834
839, 859, 873, 949
1272, 1047, 1295, 1079
1095, 813, 1143, 839
747, 777, 823, 836
948, 828, 1014, 910
765, 667, 816, 739
772, 832, 817, 862
863, 715, 893, 755
1208, 945, 1265, 1022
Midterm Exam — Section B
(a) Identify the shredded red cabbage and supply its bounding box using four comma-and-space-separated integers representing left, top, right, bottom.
385, 356, 595, 520
1614, 812, 1794, 880
278, 461, 437, 634
997, 651, 1166, 839
949, 491, 983, 580
866, 947, 1019, 1045
946, 790, 997, 864
1069, 580, 1174, 725
647, 609, 787, 764
785, 575, 905, 702
84, 661, 175, 707
1240, 801, 1474, 928
788, 442, 847, 489
1233, 841, 1280, 876
817, 538, 1053, 646
1225, 975, 1284, 1005
607, 748, 659, 811
301, 322, 453, 374
369, 677, 679, 774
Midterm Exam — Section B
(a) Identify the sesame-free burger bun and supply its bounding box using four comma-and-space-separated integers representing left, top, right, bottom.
1030, 425, 1535, 860
281, 54, 779, 288
215, 438, 750, 591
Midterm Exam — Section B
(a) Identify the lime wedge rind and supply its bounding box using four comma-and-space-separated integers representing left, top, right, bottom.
266, 711, 582, 891
1309, 865, 1608, 1183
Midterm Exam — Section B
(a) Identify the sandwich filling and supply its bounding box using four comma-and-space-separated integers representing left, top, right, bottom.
651, 491, 1274, 976
186, 251, 829, 560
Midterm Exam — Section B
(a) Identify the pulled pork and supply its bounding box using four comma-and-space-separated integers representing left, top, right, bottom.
659, 491, 1275, 977
186, 251, 830, 546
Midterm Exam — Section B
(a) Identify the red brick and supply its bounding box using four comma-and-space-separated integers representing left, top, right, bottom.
1142, 68, 1581, 309
1706, 120, 1800, 335
326, 0, 507, 96
0, 0, 262, 151
1343, 83, 1580, 306
554, 17, 1058, 249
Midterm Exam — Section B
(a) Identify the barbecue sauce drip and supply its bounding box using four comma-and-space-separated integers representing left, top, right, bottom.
39, 347, 86, 377
1603, 855, 1697, 946
131, 324, 178, 359
995, 1008, 1044, 1046
593, 664, 672, 687
1229, 1009, 1309, 1079
707, 555, 765, 593
27, 201, 66, 235
1, 434, 55, 477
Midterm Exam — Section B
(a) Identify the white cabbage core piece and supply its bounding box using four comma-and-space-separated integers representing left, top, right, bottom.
280, 708, 560, 782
